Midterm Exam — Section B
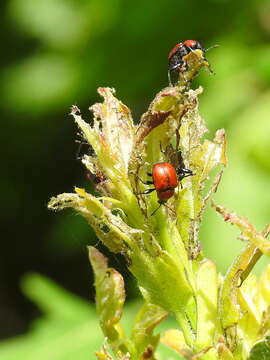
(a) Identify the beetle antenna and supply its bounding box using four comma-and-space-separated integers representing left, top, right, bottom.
205, 44, 219, 52
151, 203, 162, 216
151, 201, 176, 217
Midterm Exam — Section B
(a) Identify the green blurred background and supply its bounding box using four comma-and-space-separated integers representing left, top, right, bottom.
1, 0, 270, 357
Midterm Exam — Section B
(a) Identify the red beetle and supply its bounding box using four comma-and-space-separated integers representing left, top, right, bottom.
168, 39, 205, 85
153, 162, 178, 201
138, 162, 193, 215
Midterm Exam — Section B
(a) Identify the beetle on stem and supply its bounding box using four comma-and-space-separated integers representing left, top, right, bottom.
168, 39, 217, 85
138, 161, 193, 216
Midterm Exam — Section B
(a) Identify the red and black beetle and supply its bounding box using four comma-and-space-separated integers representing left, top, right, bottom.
168, 40, 205, 85
138, 161, 193, 215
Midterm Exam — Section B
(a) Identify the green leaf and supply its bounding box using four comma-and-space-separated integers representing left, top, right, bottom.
238, 274, 261, 347
89, 247, 134, 357
248, 336, 270, 360
49, 188, 141, 253
131, 302, 167, 358
195, 259, 220, 351
0, 273, 102, 360
129, 243, 195, 348
213, 203, 270, 353
129, 245, 193, 314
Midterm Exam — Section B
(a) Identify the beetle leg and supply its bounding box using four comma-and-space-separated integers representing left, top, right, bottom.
144, 180, 154, 185
135, 174, 153, 185
168, 66, 180, 86
159, 142, 166, 155
137, 188, 156, 195
180, 173, 193, 181
170, 63, 181, 71
168, 70, 172, 86
141, 179, 154, 185
178, 168, 193, 181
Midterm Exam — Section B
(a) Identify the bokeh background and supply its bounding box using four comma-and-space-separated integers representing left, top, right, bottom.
1, 0, 270, 358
